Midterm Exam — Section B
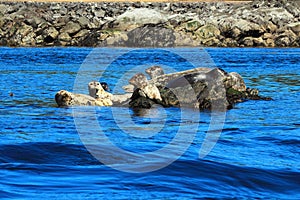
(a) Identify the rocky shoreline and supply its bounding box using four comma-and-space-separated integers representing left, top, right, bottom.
0, 0, 299, 47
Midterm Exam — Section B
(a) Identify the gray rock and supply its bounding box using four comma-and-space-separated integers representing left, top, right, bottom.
35, 35, 44, 44
0, 1, 299, 47
94, 9, 105, 18
77, 16, 90, 28
0, 4, 10, 15
43, 27, 59, 41
24, 16, 44, 29
125, 24, 175, 47
58, 32, 72, 42
287, 22, 300, 34
195, 24, 220, 39
60, 21, 81, 35
16, 23, 32, 37
73, 29, 90, 38
112, 8, 168, 31
22, 32, 36, 46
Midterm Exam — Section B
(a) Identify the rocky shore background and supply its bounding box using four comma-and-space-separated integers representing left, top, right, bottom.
0, 0, 299, 47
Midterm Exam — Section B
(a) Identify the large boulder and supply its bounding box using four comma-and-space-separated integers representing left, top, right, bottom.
287, 22, 300, 34
129, 67, 271, 110
195, 24, 221, 40
112, 8, 168, 31
60, 21, 81, 35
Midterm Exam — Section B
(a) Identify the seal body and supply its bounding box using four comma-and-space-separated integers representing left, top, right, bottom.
149, 67, 211, 87
55, 90, 112, 107
88, 81, 113, 105
145, 66, 164, 79
129, 73, 162, 101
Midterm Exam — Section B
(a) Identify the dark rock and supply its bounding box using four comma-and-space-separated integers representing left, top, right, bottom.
129, 67, 271, 111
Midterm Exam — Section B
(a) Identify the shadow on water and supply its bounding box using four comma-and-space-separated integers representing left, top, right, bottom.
0, 143, 299, 198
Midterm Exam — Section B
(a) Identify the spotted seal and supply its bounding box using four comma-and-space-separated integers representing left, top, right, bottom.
145, 66, 164, 79
129, 73, 162, 101
88, 81, 113, 100
148, 67, 211, 87
55, 90, 111, 107
166, 68, 226, 89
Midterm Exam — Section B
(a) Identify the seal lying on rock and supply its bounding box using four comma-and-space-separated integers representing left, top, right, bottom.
148, 67, 211, 87
90, 81, 132, 106
88, 81, 113, 105
55, 66, 271, 109
55, 90, 112, 107
129, 73, 162, 102
122, 66, 210, 93
55, 81, 113, 107
129, 67, 271, 110
88, 81, 113, 100
145, 66, 165, 79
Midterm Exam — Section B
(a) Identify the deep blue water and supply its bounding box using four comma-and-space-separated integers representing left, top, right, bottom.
0, 47, 300, 199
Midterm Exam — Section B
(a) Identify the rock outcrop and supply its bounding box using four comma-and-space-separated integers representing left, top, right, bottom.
55, 67, 271, 110
128, 67, 272, 110
0, 0, 299, 47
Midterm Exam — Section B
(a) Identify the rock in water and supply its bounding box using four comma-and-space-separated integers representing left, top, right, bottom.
129, 67, 271, 110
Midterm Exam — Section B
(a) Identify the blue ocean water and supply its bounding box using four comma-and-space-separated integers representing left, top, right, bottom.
0, 47, 299, 199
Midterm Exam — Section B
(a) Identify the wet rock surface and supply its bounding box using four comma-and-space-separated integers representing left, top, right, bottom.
0, 0, 299, 47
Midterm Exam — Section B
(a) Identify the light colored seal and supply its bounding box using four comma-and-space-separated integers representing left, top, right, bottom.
90, 81, 132, 106
129, 73, 162, 101
145, 66, 164, 79
88, 81, 113, 105
122, 66, 164, 93
55, 90, 112, 107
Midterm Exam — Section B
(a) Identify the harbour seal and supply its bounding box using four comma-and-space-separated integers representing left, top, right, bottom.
88, 81, 113, 99
148, 67, 211, 87
145, 66, 164, 79
129, 73, 162, 101
55, 90, 111, 107
166, 68, 225, 89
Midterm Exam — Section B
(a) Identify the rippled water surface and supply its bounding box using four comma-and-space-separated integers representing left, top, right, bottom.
0, 47, 300, 199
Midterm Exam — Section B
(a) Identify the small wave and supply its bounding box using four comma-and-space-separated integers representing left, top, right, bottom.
255, 136, 300, 148
156, 159, 300, 198
0, 143, 99, 166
